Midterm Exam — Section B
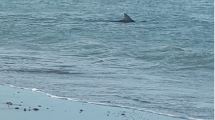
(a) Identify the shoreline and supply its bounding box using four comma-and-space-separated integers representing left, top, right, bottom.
0, 84, 187, 120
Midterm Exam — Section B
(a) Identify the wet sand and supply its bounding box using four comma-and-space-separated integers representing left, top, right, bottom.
0, 85, 182, 120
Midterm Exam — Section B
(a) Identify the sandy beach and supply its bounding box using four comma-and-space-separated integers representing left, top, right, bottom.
0, 84, 184, 120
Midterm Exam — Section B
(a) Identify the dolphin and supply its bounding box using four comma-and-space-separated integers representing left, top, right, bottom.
85, 13, 136, 23
110, 13, 135, 23
117, 13, 135, 23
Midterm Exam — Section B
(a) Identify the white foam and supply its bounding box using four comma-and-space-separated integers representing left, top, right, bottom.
9, 84, 15, 88
32, 88, 39, 92
48, 94, 65, 99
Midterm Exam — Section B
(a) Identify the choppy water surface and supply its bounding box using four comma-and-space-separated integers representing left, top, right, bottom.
0, 0, 213, 119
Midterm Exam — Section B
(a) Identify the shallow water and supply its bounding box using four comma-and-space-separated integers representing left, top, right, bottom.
0, 0, 213, 119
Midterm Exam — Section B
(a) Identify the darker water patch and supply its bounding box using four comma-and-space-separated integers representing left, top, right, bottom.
1, 68, 84, 75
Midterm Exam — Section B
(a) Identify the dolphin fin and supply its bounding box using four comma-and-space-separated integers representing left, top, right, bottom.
123, 13, 135, 23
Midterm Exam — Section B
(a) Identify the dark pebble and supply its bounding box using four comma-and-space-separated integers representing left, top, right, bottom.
46, 108, 49, 109
6, 102, 13, 105
24, 108, 27, 111
38, 105, 42, 107
121, 113, 125, 116
33, 108, 39, 111
15, 107, 19, 109
79, 109, 83, 113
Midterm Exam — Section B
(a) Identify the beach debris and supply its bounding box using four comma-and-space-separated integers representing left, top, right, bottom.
121, 111, 126, 116
79, 109, 83, 113
14, 107, 19, 109
33, 108, 39, 111
107, 111, 110, 116
6, 101, 13, 106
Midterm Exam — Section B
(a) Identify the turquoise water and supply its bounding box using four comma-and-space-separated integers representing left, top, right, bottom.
0, 0, 213, 119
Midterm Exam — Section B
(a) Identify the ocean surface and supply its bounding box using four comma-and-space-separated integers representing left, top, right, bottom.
0, 0, 213, 119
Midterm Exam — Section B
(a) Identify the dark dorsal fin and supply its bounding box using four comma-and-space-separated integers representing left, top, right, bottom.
123, 13, 135, 23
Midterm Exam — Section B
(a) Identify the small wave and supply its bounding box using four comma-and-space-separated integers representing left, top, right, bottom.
4, 84, 203, 120
160, 46, 185, 52
173, 65, 213, 71
116, 95, 151, 104
149, 46, 185, 53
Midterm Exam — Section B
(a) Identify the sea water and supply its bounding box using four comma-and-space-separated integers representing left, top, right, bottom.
0, 0, 213, 119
